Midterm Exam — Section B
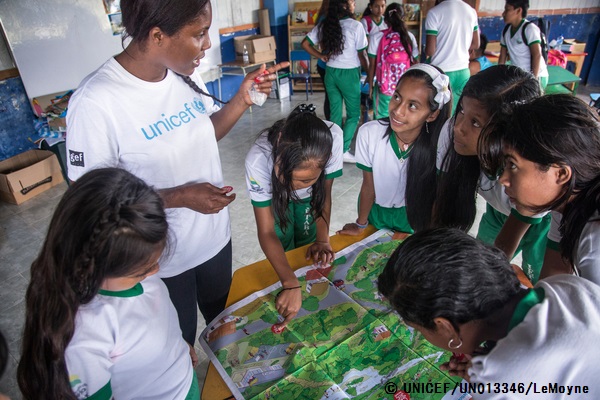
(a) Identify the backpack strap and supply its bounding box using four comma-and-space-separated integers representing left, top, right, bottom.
365, 16, 373, 33
521, 21, 532, 45
502, 23, 511, 40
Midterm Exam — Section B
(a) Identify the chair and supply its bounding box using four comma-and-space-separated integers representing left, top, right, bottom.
289, 50, 313, 100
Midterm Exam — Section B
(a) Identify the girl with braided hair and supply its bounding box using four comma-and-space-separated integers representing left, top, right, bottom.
302, 0, 369, 162
66, 0, 288, 346
18, 168, 198, 399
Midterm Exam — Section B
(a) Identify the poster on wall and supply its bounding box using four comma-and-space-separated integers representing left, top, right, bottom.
102, 0, 121, 14
108, 13, 124, 35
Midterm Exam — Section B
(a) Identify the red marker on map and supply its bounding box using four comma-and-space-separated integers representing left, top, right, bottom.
271, 325, 285, 334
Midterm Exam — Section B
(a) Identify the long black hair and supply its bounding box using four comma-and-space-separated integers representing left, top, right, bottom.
261, 105, 334, 231
379, 66, 451, 231
121, 0, 227, 104
18, 168, 168, 399
384, 3, 413, 60
378, 227, 521, 330
480, 94, 600, 265
319, 0, 354, 57
433, 65, 541, 230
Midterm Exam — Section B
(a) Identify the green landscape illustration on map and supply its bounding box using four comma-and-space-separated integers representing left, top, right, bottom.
200, 230, 463, 399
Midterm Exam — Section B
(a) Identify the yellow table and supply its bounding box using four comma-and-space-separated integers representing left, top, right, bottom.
200, 228, 530, 399
201, 227, 380, 399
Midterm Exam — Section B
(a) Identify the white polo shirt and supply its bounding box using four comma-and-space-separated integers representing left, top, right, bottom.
425, 0, 479, 72
306, 18, 368, 69
500, 19, 548, 78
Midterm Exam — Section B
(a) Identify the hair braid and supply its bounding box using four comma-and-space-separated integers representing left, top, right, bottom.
178, 73, 228, 104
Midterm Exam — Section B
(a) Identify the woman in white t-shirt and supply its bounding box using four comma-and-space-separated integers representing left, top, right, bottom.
18, 168, 198, 400
481, 94, 600, 285
378, 228, 600, 398
66, 0, 287, 346
245, 104, 343, 331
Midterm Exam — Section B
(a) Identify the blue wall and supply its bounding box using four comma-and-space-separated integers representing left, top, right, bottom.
478, 13, 600, 84
0, 77, 36, 161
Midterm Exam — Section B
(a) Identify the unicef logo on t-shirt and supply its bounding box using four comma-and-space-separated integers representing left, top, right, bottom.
140, 98, 208, 140
192, 97, 206, 114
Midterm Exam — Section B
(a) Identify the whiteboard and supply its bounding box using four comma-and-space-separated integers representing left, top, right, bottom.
0, 0, 222, 100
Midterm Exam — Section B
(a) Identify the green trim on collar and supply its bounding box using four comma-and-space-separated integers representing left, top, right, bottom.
390, 133, 413, 160
86, 381, 112, 400
508, 287, 545, 332
99, 283, 143, 298
510, 19, 526, 38
510, 208, 543, 225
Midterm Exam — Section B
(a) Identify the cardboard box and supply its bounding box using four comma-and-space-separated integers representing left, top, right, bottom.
234, 35, 277, 64
0, 150, 65, 205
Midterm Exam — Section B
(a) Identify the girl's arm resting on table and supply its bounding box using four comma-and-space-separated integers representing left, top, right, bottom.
494, 213, 530, 261
498, 47, 508, 65
210, 62, 290, 141
253, 206, 302, 329
539, 247, 572, 280
338, 171, 375, 235
306, 179, 335, 264
159, 182, 235, 214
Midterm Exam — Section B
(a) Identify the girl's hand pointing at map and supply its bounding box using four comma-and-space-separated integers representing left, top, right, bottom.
274, 281, 302, 330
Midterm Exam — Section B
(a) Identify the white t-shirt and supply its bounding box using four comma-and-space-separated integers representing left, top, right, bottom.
66, 276, 193, 400
500, 19, 549, 78
470, 275, 600, 399
306, 17, 368, 69
367, 30, 419, 60
66, 58, 230, 278
361, 16, 388, 36
245, 121, 344, 206
425, 0, 478, 72
547, 211, 600, 285
355, 120, 410, 208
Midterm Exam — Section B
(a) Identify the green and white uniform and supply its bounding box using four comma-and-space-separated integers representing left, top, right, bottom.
306, 18, 368, 153
437, 120, 550, 282
425, 0, 479, 110
500, 19, 549, 89
66, 275, 197, 400
470, 275, 600, 399
245, 121, 344, 251
547, 211, 600, 285
367, 30, 419, 119
355, 120, 414, 233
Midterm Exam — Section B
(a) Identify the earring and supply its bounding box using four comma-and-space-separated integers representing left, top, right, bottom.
448, 338, 462, 349
425, 122, 430, 135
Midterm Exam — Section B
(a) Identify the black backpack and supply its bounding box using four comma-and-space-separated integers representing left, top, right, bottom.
502, 18, 550, 63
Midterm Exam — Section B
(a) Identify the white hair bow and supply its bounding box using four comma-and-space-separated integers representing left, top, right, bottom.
431, 74, 451, 110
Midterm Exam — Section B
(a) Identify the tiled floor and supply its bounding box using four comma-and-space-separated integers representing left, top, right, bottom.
1, 86, 598, 398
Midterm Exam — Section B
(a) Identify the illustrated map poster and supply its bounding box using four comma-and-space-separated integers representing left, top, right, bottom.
200, 230, 469, 400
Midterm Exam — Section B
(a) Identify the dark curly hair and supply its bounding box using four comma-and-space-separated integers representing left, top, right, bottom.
319, 0, 354, 57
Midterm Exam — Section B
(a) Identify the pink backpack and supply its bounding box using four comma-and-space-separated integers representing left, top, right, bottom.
376, 28, 412, 96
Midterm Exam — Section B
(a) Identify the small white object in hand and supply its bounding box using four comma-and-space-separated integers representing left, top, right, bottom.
248, 83, 267, 106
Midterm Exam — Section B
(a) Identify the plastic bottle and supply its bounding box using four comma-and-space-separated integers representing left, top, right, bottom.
556, 35, 564, 49
243, 44, 249, 64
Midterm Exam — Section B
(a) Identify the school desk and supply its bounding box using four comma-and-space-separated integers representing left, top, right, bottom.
200, 228, 532, 399
217, 59, 280, 112
546, 65, 582, 94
